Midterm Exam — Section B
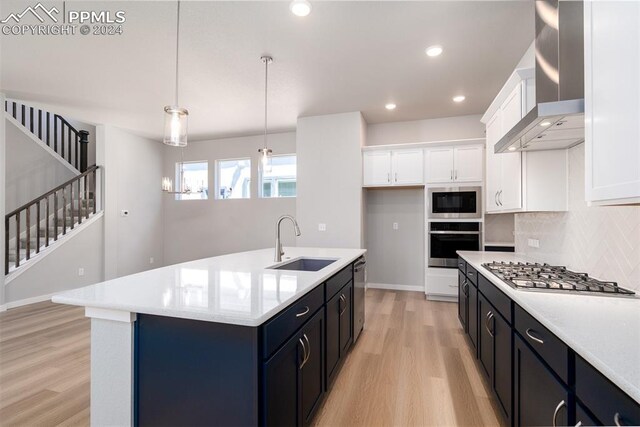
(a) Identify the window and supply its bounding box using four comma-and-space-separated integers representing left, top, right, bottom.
176, 161, 208, 200
216, 158, 251, 199
260, 155, 297, 198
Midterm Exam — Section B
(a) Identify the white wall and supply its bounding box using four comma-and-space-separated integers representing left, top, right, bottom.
515, 144, 640, 292
99, 125, 164, 278
296, 112, 365, 249
162, 132, 297, 265
4, 215, 104, 305
5, 120, 76, 212
366, 114, 484, 146
365, 189, 424, 287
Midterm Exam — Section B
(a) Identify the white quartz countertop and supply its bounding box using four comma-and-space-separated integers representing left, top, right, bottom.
457, 251, 640, 404
52, 247, 366, 327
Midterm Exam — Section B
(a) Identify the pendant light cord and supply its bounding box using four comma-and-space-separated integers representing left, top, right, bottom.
263, 58, 268, 150
175, 0, 181, 106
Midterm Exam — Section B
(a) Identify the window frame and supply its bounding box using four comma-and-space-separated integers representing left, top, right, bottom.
259, 153, 297, 199
175, 160, 209, 201
215, 157, 252, 200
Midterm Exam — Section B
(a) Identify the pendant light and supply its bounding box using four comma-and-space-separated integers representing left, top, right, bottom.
258, 56, 273, 172
163, 1, 188, 147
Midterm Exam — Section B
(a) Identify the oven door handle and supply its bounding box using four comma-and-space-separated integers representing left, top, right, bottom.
428, 231, 481, 235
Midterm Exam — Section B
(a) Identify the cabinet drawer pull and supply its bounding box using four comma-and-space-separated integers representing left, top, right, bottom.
298, 337, 308, 369
552, 400, 566, 427
339, 294, 347, 315
525, 328, 544, 345
485, 311, 495, 337
614, 412, 623, 427
296, 306, 310, 317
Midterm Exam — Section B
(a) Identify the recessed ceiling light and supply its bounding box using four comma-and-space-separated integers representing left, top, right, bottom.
540, 121, 552, 127
385, 103, 397, 110
425, 45, 443, 57
453, 95, 466, 103
508, 146, 517, 151
290, 0, 311, 17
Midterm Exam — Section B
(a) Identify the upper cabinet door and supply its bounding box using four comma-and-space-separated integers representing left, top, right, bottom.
392, 149, 424, 185
425, 148, 455, 183
585, 1, 640, 204
454, 146, 483, 182
363, 151, 392, 186
485, 111, 503, 212
501, 82, 524, 133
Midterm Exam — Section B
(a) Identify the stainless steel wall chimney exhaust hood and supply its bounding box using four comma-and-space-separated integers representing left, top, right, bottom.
495, 0, 585, 154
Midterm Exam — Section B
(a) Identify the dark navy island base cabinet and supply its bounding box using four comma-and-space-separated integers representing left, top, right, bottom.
456, 256, 640, 427
135, 262, 357, 427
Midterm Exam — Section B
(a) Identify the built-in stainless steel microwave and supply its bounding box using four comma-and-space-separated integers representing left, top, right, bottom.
427, 186, 482, 219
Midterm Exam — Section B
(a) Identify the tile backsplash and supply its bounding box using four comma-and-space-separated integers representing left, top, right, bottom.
515, 144, 640, 292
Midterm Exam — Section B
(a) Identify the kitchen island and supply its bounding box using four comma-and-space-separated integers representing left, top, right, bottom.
53, 247, 366, 427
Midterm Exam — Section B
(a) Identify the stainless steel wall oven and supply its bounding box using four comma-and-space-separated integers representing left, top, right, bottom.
428, 222, 482, 268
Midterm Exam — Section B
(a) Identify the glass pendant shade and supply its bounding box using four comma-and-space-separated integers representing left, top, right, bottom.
163, 106, 188, 147
259, 147, 272, 173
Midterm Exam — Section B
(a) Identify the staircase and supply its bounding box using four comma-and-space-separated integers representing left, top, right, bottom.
4, 100, 100, 275
4, 100, 90, 172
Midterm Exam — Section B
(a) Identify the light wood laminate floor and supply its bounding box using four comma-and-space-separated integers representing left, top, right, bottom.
0, 290, 501, 426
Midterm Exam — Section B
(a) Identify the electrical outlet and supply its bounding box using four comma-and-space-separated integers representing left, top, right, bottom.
120, 209, 129, 217
149, 257, 154, 264
78, 267, 85, 276
528, 238, 540, 248
318, 223, 327, 232
392, 222, 399, 230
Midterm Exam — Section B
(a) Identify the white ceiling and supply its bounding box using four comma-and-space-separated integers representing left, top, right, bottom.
0, 1, 534, 141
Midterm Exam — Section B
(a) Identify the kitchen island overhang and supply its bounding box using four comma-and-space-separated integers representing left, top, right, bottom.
53, 247, 366, 427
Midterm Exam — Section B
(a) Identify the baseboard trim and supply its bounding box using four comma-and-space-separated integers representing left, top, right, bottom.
367, 282, 424, 292
427, 294, 458, 303
4, 212, 103, 285
3, 291, 57, 310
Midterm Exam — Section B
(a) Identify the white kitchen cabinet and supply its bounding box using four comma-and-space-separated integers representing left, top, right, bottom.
363, 150, 392, 186
425, 148, 454, 183
484, 75, 566, 213
584, 1, 640, 205
363, 149, 423, 187
391, 149, 424, 185
425, 146, 483, 184
454, 146, 484, 182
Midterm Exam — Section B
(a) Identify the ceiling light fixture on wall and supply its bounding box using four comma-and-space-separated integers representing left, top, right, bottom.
290, 0, 311, 17
453, 95, 466, 103
163, 1, 188, 147
425, 45, 443, 57
258, 56, 274, 173
385, 103, 397, 110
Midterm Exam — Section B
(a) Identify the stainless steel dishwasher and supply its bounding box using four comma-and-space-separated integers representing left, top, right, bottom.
353, 257, 366, 342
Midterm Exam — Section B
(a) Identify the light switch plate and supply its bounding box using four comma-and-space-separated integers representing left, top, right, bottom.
78, 267, 85, 276
528, 238, 540, 248
318, 223, 326, 232
393, 222, 399, 230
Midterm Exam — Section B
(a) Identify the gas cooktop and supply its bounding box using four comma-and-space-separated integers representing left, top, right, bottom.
482, 261, 636, 297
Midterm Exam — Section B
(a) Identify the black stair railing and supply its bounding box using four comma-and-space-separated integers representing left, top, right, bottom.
4, 100, 90, 172
5, 165, 99, 274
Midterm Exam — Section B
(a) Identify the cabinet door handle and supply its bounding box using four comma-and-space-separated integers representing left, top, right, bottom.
575, 422, 582, 427
339, 294, 347, 315
462, 280, 469, 296
495, 191, 499, 207
450, 170, 453, 180
455, 169, 458, 180
395, 172, 398, 182
485, 311, 495, 337
614, 412, 623, 427
296, 306, 310, 318
298, 337, 308, 370
303, 333, 311, 366
498, 190, 503, 206
552, 400, 566, 427
525, 328, 544, 345
387, 172, 390, 183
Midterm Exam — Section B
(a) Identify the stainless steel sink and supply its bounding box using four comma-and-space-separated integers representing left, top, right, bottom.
269, 257, 338, 272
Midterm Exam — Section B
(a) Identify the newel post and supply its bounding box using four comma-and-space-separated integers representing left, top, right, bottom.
79, 130, 90, 173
